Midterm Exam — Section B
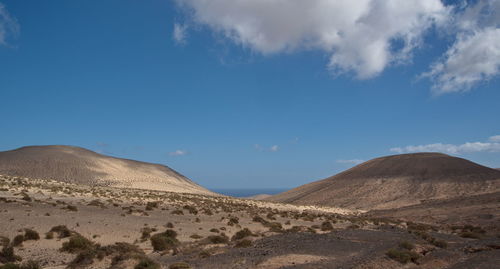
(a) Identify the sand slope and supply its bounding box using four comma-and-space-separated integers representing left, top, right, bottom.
267, 153, 500, 210
0, 145, 214, 195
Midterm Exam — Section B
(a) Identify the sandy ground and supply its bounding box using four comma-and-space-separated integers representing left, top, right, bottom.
1, 174, 499, 269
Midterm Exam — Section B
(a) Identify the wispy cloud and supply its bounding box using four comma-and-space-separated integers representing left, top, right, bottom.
173, 23, 188, 45
390, 135, 500, 154
169, 149, 188, 156
95, 142, 112, 154
254, 144, 279, 152
337, 159, 364, 165
489, 135, 500, 143
0, 3, 19, 46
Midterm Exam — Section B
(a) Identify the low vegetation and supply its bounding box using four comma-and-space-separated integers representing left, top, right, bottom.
169, 262, 191, 269
23, 229, 39, 241
386, 248, 420, 264
150, 230, 179, 251
231, 228, 254, 241
61, 234, 94, 253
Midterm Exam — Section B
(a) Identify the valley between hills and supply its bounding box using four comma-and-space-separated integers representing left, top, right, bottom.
0, 146, 499, 269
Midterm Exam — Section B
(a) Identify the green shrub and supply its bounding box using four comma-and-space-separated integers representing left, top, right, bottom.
252, 216, 268, 225
232, 228, 253, 241
227, 217, 239, 226
183, 205, 198, 215
207, 235, 229, 244
199, 250, 211, 258
45, 232, 54, 240
265, 222, 283, 233
171, 209, 184, 215
320, 221, 333, 231
61, 234, 94, 253
150, 231, 179, 251
135, 258, 160, 269
67, 248, 97, 268
20, 260, 41, 269
11, 235, 24, 247
0, 246, 22, 263
141, 228, 153, 240
0, 264, 20, 269
49, 225, 72, 238
169, 262, 191, 269
432, 239, 448, 249
23, 229, 40, 241
190, 234, 203, 239
145, 202, 158, 211
66, 205, 78, 211
398, 241, 414, 250
386, 248, 420, 264
0, 236, 10, 247
460, 231, 481, 239
234, 239, 252, 248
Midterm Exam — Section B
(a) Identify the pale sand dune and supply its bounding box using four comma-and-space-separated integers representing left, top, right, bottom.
0, 145, 215, 195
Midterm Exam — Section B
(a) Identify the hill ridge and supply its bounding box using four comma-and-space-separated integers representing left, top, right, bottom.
0, 145, 214, 195
267, 153, 500, 210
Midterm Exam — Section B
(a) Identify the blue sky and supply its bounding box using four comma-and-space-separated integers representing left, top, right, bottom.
1, 0, 499, 189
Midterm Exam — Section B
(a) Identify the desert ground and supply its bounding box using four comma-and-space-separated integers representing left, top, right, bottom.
1, 174, 499, 269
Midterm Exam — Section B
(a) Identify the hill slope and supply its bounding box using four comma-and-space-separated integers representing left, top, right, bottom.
267, 153, 500, 210
0, 145, 214, 195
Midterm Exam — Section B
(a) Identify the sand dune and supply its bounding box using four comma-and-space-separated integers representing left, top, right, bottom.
267, 153, 500, 210
0, 145, 214, 195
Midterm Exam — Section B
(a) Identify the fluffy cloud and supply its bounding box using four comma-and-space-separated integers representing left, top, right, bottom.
0, 3, 19, 45
270, 145, 279, 152
423, 0, 500, 94
173, 23, 188, 45
175, 0, 448, 79
337, 159, 365, 165
169, 149, 188, 156
390, 136, 500, 154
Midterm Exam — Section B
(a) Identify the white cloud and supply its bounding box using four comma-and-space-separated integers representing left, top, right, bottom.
423, 0, 500, 94
175, 0, 448, 79
173, 23, 188, 45
0, 3, 19, 46
390, 137, 500, 154
489, 135, 500, 142
254, 144, 279, 152
337, 159, 364, 165
169, 149, 188, 156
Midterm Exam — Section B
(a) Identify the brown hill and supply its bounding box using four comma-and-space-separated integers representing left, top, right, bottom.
267, 153, 500, 210
0, 145, 214, 195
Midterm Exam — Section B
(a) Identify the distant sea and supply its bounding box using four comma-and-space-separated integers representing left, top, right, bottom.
210, 188, 289, 198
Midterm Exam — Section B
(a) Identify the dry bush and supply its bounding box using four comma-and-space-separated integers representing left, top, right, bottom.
11, 235, 24, 247
386, 248, 420, 264
135, 258, 160, 269
61, 234, 94, 253
169, 262, 191, 269
49, 225, 72, 238
150, 230, 179, 251
207, 234, 229, 244
231, 228, 253, 241
23, 229, 39, 241
320, 221, 333, 231
234, 239, 252, 248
